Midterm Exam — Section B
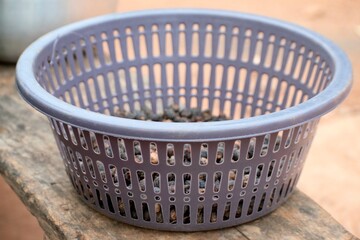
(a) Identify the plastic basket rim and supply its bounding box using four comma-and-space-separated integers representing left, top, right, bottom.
15, 9, 352, 141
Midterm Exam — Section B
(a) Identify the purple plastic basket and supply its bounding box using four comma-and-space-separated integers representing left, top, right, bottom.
16, 9, 352, 231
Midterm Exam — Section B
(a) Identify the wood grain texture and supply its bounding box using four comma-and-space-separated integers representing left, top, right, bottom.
0, 65, 356, 240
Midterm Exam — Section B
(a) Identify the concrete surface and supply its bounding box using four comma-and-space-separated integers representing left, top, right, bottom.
0, 0, 359, 239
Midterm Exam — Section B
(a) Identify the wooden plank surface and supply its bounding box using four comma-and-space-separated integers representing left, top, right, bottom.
0, 65, 357, 240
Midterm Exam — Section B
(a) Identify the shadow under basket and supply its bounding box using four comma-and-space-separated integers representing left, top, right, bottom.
16, 10, 352, 231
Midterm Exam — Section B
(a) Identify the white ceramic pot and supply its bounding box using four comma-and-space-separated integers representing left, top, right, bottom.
0, 0, 118, 62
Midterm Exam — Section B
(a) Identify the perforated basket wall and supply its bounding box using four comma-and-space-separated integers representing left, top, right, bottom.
16, 10, 352, 231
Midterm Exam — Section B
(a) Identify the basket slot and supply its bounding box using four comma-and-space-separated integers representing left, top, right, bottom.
283, 41, 296, 76
197, 205, 204, 223
183, 173, 191, 195
59, 122, 68, 140
58, 141, 69, 165
136, 26, 148, 59
75, 152, 86, 174
182, 144, 192, 166
122, 168, 132, 190
133, 141, 143, 164
102, 135, 113, 158
89, 132, 100, 154
291, 173, 299, 194
266, 160, 276, 182
106, 193, 115, 213
67, 125, 78, 145
300, 54, 313, 85
215, 142, 225, 165
58, 51, 69, 86
294, 146, 304, 167
96, 161, 107, 183
149, 142, 159, 165
85, 156, 96, 179
258, 192, 267, 212
129, 200, 138, 219
142, 202, 151, 222
198, 172, 207, 194
246, 137, 256, 160
267, 187, 277, 208
67, 44, 81, 78
284, 178, 293, 198
227, 169, 237, 191
109, 164, 119, 187
213, 171, 222, 193
210, 203, 218, 223
254, 164, 264, 185
95, 189, 105, 209
126, 28, 137, 61
277, 183, 285, 204
77, 82, 89, 109
241, 167, 251, 188
231, 140, 241, 162
67, 147, 78, 170
117, 138, 128, 161
276, 156, 287, 178
199, 143, 209, 166
76, 38, 91, 73
247, 196, 256, 216
85, 184, 95, 205
112, 30, 124, 63
150, 24, 161, 57
216, 25, 226, 59
98, 33, 112, 64
240, 32, 251, 63
260, 134, 270, 157
183, 205, 191, 224
85, 35, 99, 69
286, 152, 295, 173
222, 201, 231, 221
253, 31, 264, 65
117, 197, 126, 216
152, 172, 160, 194
167, 172, 176, 194
247, 29, 259, 65
166, 143, 175, 166
169, 205, 177, 224
43, 60, 57, 93
155, 203, 164, 223
234, 199, 243, 219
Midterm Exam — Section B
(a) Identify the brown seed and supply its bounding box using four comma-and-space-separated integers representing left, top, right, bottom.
167, 156, 175, 165
150, 143, 157, 152
210, 212, 217, 223
170, 209, 177, 223
150, 152, 159, 164
200, 157, 208, 165
134, 155, 143, 163
155, 203, 161, 213
118, 200, 125, 212
229, 170, 236, 180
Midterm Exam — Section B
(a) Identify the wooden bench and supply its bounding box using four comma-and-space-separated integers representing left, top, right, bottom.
0, 65, 357, 240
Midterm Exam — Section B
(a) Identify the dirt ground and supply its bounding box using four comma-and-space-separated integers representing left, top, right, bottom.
1, 0, 359, 239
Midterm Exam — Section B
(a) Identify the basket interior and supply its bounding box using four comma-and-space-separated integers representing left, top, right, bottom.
33, 14, 334, 120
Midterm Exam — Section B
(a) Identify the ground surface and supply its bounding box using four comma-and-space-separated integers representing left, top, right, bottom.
0, 0, 359, 239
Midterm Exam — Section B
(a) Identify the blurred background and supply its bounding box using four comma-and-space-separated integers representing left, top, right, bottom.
1, 0, 359, 239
